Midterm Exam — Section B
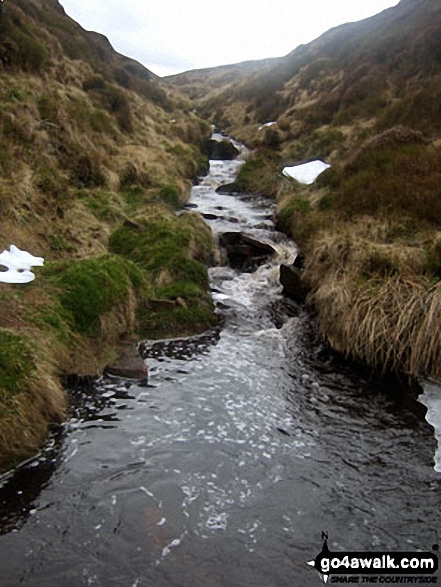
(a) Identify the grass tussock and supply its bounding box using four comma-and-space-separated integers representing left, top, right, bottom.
0, 327, 66, 472
299, 221, 441, 378
310, 273, 441, 379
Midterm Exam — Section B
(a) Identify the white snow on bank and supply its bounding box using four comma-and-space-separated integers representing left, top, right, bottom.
258, 121, 277, 131
418, 379, 441, 473
0, 245, 44, 284
282, 160, 331, 185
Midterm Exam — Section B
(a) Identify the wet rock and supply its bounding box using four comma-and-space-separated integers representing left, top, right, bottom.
293, 253, 305, 269
104, 343, 148, 380
201, 139, 239, 160
279, 264, 310, 303
215, 182, 243, 194
220, 232, 275, 271
202, 213, 222, 221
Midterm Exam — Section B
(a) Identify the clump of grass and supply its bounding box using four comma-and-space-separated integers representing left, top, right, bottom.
109, 209, 217, 337
165, 144, 209, 179
423, 237, 441, 278
235, 154, 280, 197
139, 303, 218, 339
157, 184, 182, 209
0, 329, 35, 400
47, 233, 76, 253
0, 327, 66, 472
298, 221, 437, 378
278, 195, 311, 229
1, 15, 48, 73
4, 85, 27, 102
43, 255, 146, 335
119, 164, 152, 191
96, 85, 133, 133
311, 273, 441, 378
37, 93, 60, 124
334, 140, 441, 225
34, 162, 69, 199
80, 189, 124, 223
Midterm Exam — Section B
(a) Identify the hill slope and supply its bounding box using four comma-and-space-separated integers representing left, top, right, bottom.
0, 0, 217, 471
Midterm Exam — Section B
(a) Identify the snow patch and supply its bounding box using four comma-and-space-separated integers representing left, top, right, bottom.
0, 245, 44, 284
282, 160, 331, 185
418, 379, 441, 472
258, 121, 277, 131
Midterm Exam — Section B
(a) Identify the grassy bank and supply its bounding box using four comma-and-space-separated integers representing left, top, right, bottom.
276, 130, 441, 380
0, 0, 217, 472
236, 128, 441, 381
0, 201, 218, 472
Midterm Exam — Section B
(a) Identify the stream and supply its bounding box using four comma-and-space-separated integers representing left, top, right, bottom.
0, 138, 440, 586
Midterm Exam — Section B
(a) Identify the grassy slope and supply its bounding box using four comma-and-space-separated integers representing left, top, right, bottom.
0, 0, 217, 471
168, 0, 441, 381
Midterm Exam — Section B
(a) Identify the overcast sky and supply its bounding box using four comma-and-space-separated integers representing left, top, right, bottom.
59, 0, 399, 78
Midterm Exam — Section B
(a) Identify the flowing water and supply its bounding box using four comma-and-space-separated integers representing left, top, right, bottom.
1, 140, 440, 586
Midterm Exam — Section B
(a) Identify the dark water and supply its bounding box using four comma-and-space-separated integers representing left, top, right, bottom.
1, 140, 440, 586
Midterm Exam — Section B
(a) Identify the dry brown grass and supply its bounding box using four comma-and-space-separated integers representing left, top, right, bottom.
311, 273, 441, 378
0, 328, 67, 472
303, 222, 441, 378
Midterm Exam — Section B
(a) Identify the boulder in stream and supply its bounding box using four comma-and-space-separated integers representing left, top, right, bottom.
220, 232, 275, 272
202, 139, 240, 161
104, 343, 148, 381
215, 182, 243, 194
279, 263, 310, 304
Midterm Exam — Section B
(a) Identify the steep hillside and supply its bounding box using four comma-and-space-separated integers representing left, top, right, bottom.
170, 0, 440, 156
168, 0, 441, 382
0, 0, 216, 471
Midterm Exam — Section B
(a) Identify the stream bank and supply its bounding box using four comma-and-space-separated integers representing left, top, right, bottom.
0, 140, 440, 586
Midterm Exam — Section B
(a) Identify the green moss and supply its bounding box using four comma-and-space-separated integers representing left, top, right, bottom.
109, 215, 210, 287
235, 154, 280, 197
155, 281, 203, 300
25, 290, 75, 346
0, 329, 35, 401
82, 190, 124, 222
138, 302, 218, 339
158, 184, 181, 209
278, 196, 311, 229
108, 210, 215, 338
43, 255, 146, 334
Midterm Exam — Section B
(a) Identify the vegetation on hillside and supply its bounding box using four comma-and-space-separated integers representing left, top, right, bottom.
0, 0, 216, 471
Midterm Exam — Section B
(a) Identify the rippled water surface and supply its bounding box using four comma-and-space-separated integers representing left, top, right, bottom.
1, 143, 440, 586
